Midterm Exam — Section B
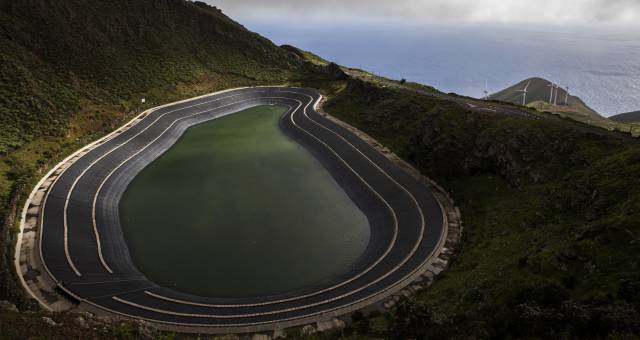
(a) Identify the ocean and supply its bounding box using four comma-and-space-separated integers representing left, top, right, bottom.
241, 19, 640, 117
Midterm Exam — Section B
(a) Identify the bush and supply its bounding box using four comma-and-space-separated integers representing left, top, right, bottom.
386, 300, 435, 339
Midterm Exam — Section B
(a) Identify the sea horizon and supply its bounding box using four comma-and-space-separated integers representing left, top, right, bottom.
240, 17, 640, 117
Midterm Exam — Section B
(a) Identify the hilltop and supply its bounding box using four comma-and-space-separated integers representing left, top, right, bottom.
487, 77, 622, 129
611, 110, 640, 123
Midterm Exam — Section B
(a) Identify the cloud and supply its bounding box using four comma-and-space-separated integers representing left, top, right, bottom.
207, 0, 640, 26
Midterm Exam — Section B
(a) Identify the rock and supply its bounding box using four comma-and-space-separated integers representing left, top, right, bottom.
0, 300, 18, 313
96, 315, 113, 323
251, 334, 271, 340
135, 319, 156, 338
301, 324, 317, 336
41, 316, 59, 326
317, 318, 344, 332
272, 329, 286, 339
74, 316, 89, 329
316, 320, 331, 332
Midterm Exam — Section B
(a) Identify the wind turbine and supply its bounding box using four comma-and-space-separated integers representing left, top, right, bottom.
546, 82, 555, 103
516, 80, 531, 106
564, 86, 570, 105
553, 84, 559, 106
483, 80, 489, 100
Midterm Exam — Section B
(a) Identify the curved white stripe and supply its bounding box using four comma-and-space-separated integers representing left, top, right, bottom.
93, 95, 397, 294
35, 87, 274, 287
64, 91, 262, 276
36, 87, 448, 329
109, 198, 448, 326
138, 92, 428, 316
143, 95, 401, 308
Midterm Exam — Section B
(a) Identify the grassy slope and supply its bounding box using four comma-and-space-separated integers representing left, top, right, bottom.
0, 0, 312, 153
611, 110, 640, 123
322, 79, 640, 339
0, 0, 336, 313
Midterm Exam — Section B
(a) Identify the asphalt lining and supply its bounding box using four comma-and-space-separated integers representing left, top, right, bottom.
19, 87, 454, 333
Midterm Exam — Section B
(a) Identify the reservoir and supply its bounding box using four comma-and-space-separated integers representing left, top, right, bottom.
119, 105, 370, 298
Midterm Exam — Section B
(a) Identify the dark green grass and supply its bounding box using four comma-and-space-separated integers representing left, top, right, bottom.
0, 0, 336, 309
321, 79, 640, 339
0, 0, 313, 155
119, 105, 369, 298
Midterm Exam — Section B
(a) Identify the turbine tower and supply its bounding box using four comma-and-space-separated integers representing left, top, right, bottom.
564, 86, 570, 105
483, 80, 489, 100
546, 82, 555, 103
553, 84, 559, 106
516, 80, 531, 106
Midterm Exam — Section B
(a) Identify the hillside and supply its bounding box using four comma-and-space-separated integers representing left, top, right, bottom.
0, 0, 325, 155
1, 1, 640, 339
0, 0, 333, 318
611, 110, 640, 123
488, 77, 620, 129
323, 79, 640, 339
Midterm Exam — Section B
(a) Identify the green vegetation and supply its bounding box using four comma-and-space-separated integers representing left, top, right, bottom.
611, 110, 640, 123
322, 78, 640, 338
0, 0, 339, 310
0, 309, 149, 339
0, 0, 314, 154
281, 44, 330, 66
2, 0, 640, 338
120, 105, 369, 298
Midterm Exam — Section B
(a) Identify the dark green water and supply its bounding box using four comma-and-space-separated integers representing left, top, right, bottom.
119, 105, 370, 298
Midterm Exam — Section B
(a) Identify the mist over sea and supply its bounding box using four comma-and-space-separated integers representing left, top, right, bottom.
242, 19, 640, 117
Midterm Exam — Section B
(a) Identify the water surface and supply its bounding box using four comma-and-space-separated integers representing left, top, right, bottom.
120, 105, 370, 298
242, 19, 640, 116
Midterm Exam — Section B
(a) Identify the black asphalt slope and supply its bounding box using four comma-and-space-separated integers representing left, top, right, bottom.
39, 87, 445, 328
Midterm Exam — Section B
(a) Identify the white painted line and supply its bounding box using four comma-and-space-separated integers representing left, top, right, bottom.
136, 92, 430, 317
21, 86, 265, 304
26, 87, 451, 330
17, 88, 173, 306
64, 91, 265, 276
289, 90, 426, 268
144, 96, 400, 308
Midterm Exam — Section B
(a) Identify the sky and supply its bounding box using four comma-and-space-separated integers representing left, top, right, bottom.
209, 0, 640, 26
